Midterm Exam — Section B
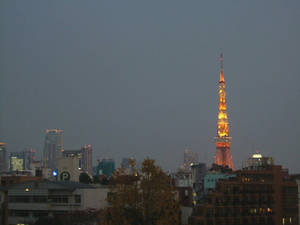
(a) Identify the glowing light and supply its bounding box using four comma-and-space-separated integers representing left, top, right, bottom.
252, 153, 262, 159
214, 52, 234, 170
219, 71, 225, 82
25, 188, 30, 192
52, 171, 58, 177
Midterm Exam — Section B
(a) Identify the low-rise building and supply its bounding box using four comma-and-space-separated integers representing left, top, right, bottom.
7, 180, 108, 225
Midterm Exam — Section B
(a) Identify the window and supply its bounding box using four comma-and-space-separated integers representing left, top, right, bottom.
33, 210, 48, 217
8, 196, 30, 203
10, 210, 29, 217
49, 195, 69, 204
32, 196, 47, 203
75, 195, 81, 204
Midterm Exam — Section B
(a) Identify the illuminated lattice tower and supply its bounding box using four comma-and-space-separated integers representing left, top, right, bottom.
214, 53, 234, 170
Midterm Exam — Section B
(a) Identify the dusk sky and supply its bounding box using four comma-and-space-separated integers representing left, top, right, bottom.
1, 1, 300, 172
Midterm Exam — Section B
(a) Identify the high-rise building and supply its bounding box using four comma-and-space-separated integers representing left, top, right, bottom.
43, 129, 64, 170
214, 53, 234, 169
0, 142, 7, 172
183, 148, 198, 170
97, 159, 115, 178
9, 149, 36, 172
62, 145, 93, 175
82, 145, 93, 175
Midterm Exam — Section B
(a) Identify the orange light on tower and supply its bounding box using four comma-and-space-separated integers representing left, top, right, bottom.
214, 52, 234, 170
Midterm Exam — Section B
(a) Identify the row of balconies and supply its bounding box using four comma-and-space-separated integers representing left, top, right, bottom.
221, 189, 274, 194
212, 196, 274, 206
210, 211, 274, 217
214, 200, 274, 206
200, 217, 275, 225
214, 219, 275, 225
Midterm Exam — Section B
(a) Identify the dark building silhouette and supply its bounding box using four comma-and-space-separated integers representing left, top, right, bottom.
190, 161, 298, 225
0, 142, 7, 173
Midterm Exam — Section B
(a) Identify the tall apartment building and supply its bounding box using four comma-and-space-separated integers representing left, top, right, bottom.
190, 157, 298, 225
61, 145, 93, 175
0, 142, 7, 173
42, 129, 63, 170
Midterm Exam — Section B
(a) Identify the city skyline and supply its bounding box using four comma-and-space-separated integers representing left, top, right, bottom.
1, 1, 300, 172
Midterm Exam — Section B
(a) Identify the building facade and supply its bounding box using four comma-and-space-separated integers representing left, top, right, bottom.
291, 174, 300, 225
62, 145, 93, 175
191, 163, 207, 205
0, 142, 7, 173
183, 148, 199, 171
57, 157, 81, 182
190, 164, 298, 225
97, 159, 115, 178
0, 186, 8, 225
214, 53, 234, 169
204, 172, 236, 192
7, 180, 108, 225
9, 149, 35, 172
42, 129, 64, 170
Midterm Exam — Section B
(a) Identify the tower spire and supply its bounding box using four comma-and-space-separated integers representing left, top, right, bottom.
214, 51, 234, 170
219, 51, 225, 83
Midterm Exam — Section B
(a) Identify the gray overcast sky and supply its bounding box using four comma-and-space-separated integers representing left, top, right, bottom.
1, 1, 300, 172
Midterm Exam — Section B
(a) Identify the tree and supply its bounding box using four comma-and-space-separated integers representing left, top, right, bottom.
99, 158, 180, 225
79, 172, 92, 184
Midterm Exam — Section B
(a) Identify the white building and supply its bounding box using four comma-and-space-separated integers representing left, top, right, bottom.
7, 180, 108, 225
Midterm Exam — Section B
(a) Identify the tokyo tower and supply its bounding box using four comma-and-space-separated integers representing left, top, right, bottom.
214, 53, 234, 169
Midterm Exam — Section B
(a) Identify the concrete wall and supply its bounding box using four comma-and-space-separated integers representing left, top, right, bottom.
82, 187, 109, 210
